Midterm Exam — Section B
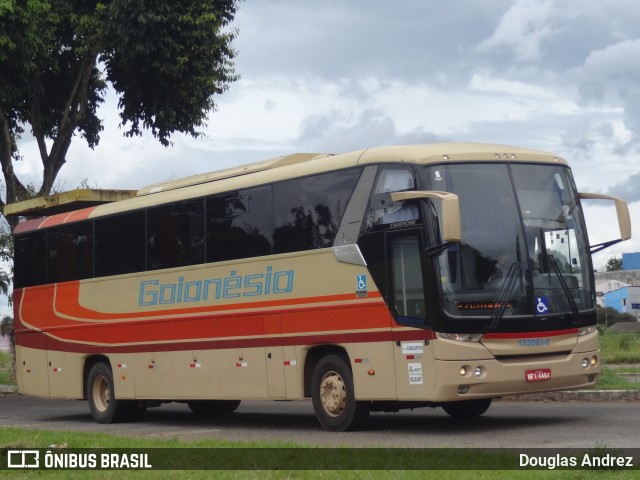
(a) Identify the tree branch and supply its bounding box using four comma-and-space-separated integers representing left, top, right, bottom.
29, 74, 51, 169
0, 110, 28, 206
41, 53, 98, 195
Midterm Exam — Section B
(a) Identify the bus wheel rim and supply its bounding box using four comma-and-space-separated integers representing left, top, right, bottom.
92, 375, 110, 412
319, 371, 346, 417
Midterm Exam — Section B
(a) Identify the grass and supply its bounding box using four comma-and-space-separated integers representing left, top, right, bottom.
599, 330, 640, 364
597, 366, 640, 391
0, 350, 14, 385
0, 427, 637, 479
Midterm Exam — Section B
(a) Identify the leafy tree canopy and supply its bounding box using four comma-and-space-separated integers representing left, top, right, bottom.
0, 0, 239, 207
605, 256, 623, 272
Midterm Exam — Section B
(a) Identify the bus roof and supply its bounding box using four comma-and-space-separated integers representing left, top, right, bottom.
13, 143, 567, 235
4, 189, 137, 217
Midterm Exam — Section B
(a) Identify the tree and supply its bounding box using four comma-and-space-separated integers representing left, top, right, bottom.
0, 225, 14, 380
0, 0, 239, 210
605, 256, 623, 272
596, 306, 636, 327
1, 315, 14, 382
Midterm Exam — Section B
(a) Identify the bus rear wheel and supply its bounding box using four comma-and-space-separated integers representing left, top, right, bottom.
87, 362, 135, 423
187, 400, 241, 416
442, 398, 492, 418
311, 354, 369, 431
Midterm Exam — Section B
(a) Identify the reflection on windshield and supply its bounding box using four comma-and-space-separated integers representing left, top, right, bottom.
424, 163, 594, 321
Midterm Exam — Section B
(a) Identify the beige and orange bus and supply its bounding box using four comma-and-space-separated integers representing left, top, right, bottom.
12, 143, 631, 431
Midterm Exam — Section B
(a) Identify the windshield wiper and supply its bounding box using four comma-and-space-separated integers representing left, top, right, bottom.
488, 260, 521, 329
548, 255, 581, 323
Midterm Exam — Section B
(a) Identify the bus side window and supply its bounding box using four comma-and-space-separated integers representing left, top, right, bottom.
95, 211, 146, 277
147, 199, 205, 270
273, 168, 361, 254
206, 185, 273, 262
14, 232, 47, 288
48, 223, 93, 283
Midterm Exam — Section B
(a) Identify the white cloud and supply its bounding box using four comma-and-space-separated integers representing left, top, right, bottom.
476, 0, 563, 61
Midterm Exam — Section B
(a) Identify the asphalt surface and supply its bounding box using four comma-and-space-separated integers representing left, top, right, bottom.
1, 393, 640, 448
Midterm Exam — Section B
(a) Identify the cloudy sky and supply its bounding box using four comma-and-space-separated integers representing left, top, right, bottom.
13, 0, 640, 270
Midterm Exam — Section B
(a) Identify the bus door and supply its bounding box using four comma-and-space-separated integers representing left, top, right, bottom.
387, 228, 437, 399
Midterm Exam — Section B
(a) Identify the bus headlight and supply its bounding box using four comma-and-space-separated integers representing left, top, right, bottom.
578, 326, 596, 336
440, 333, 483, 342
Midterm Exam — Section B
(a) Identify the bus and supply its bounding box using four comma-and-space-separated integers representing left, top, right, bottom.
12, 143, 631, 431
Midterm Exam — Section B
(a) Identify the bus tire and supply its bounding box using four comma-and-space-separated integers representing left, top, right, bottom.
442, 398, 492, 418
187, 400, 241, 416
311, 354, 370, 431
86, 362, 132, 423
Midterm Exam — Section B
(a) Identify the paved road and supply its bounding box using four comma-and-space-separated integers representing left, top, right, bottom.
1, 394, 639, 448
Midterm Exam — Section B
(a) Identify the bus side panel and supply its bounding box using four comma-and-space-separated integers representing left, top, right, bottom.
349, 340, 397, 400
45, 348, 83, 398
110, 354, 136, 399
265, 313, 287, 398
133, 351, 176, 399
16, 343, 49, 397
393, 334, 437, 400
216, 313, 268, 398
172, 349, 218, 399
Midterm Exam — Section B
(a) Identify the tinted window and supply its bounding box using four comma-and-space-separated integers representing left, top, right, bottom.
14, 232, 47, 288
95, 211, 146, 277
48, 222, 93, 283
147, 199, 205, 270
207, 185, 273, 262
365, 167, 419, 230
273, 168, 361, 253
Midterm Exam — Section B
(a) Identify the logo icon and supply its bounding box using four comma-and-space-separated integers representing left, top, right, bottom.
8, 450, 40, 469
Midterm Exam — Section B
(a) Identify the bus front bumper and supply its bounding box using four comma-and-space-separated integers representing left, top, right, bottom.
430, 351, 600, 401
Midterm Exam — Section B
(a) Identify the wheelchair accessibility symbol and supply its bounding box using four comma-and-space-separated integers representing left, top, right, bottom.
536, 296, 550, 314
356, 274, 368, 298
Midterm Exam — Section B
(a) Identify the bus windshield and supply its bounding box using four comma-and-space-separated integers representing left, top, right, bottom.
423, 163, 594, 323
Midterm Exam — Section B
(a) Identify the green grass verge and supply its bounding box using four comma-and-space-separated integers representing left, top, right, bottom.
0, 427, 637, 479
597, 366, 640, 391
599, 330, 640, 364
0, 350, 13, 385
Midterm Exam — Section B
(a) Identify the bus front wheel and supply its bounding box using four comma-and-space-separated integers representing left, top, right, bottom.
441, 398, 493, 418
311, 354, 369, 431
87, 362, 133, 423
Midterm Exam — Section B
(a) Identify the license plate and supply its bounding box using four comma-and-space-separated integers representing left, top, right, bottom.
525, 368, 551, 382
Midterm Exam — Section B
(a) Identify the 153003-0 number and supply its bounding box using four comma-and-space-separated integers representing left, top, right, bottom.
518, 338, 550, 347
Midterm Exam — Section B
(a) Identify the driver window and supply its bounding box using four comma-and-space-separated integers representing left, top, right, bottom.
367, 168, 419, 228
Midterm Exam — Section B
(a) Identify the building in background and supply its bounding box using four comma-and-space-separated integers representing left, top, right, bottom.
596, 252, 640, 320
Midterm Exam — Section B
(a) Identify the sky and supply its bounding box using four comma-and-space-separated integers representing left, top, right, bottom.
11, 0, 640, 273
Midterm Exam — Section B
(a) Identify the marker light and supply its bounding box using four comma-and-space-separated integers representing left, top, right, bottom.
591, 356, 598, 366
459, 366, 467, 376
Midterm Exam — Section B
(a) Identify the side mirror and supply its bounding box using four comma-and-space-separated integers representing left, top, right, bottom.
578, 192, 631, 253
390, 190, 461, 243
